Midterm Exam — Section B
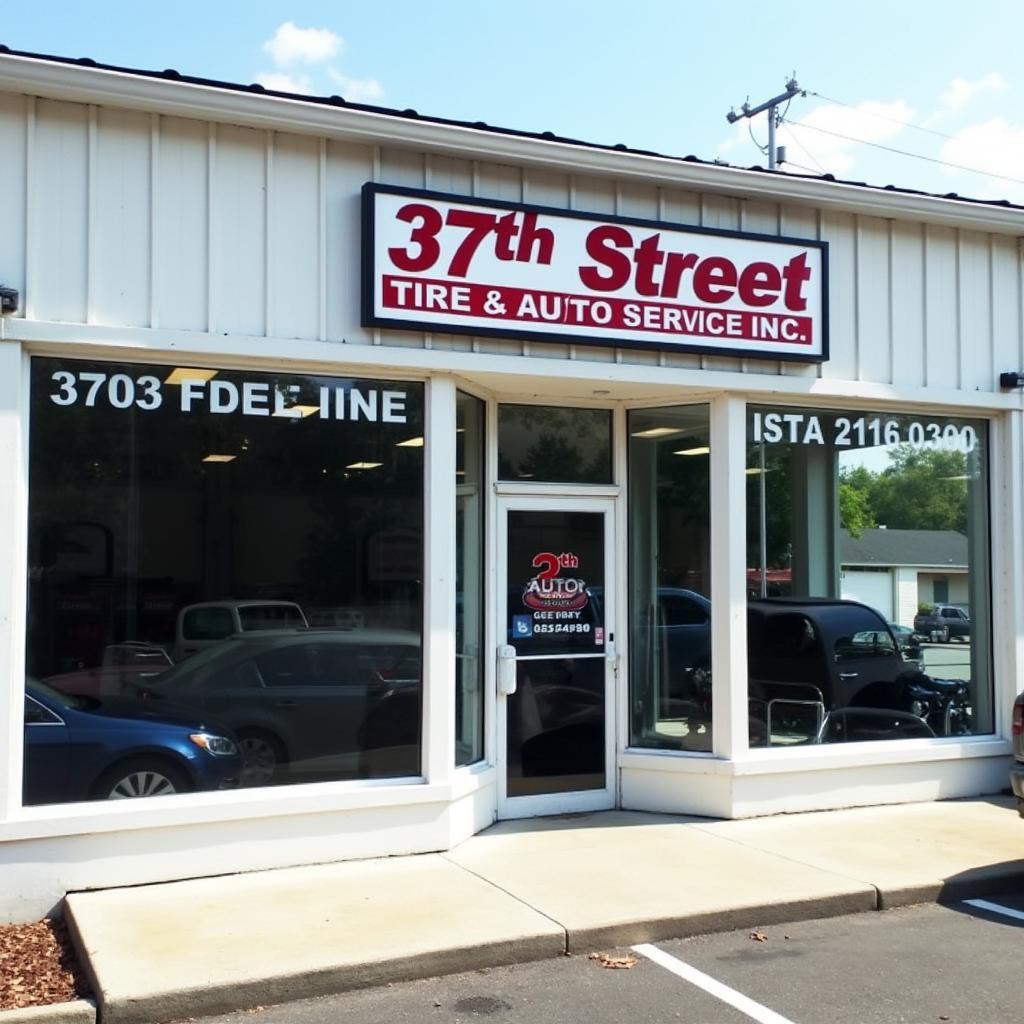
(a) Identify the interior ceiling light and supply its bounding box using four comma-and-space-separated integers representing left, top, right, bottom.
165, 367, 218, 385
396, 436, 425, 447
346, 461, 382, 470
745, 467, 773, 475
202, 454, 236, 463
673, 446, 710, 456
630, 427, 685, 439
272, 404, 319, 418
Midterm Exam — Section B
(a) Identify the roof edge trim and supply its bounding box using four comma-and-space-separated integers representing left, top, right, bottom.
2, 53, 1024, 236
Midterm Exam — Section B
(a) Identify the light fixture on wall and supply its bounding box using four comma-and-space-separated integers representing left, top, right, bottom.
0, 286, 18, 314
1000, 371, 1024, 389
166, 367, 218, 385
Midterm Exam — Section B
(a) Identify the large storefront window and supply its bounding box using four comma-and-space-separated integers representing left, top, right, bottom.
24, 359, 425, 805
456, 392, 484, 766
746, 405, 991, 746
628, 406, 712, 751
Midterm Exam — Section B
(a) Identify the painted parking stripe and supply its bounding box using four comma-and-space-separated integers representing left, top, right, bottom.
632, 943, 796, 1024
963, 898, 1024, 921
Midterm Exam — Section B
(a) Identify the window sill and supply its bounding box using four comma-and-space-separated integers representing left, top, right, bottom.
620, 734, 1012, 777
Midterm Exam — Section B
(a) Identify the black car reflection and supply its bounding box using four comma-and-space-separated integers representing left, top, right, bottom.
134, 629, 421, 785
747, 598, 972, 745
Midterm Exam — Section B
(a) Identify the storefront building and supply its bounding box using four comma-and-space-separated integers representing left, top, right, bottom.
1, 50, 1021, 921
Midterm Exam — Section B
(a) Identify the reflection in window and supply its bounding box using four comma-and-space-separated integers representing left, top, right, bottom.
498, 405, 612, 483
627, 405, 712, 751
456, 392, 485, 766
24, 358, 425, 804
746, 406, 989, 747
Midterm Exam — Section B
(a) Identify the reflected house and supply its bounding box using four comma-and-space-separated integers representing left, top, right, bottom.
839, 529, 969, 625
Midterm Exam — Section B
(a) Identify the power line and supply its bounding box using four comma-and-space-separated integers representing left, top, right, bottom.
783, 119, 1024, 190
782, 126, 828, 175
805, 90, 956, 141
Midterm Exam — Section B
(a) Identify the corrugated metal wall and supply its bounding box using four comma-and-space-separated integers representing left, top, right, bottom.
0, 91, 1021, 392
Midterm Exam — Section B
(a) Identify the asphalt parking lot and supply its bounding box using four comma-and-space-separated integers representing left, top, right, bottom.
198, 893, 1024, 1024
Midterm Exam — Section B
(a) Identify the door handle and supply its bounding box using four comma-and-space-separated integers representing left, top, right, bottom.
838, 672, 859, 680
496, 644, 517, 696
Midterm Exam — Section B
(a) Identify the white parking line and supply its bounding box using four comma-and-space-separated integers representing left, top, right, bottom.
632, 943, 796, 1024
963, 898, 1024, 921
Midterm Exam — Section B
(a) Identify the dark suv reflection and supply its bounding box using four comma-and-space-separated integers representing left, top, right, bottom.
135, 629, 421, 785
747, 598, 972, 745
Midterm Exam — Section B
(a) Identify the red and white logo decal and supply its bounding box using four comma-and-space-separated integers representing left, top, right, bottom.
522, 551, 589, 612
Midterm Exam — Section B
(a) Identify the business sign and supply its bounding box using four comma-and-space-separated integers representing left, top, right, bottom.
362, 183, 828, 362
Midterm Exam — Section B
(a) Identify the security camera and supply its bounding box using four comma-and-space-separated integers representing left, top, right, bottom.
0, 286, 19, 315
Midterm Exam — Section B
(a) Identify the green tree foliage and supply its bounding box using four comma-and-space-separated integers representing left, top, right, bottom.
838, 445, 969, 534
838, 465, 877, 537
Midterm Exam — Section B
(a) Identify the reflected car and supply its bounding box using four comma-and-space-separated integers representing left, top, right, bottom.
24, 679, 241, 805
173, 600, 309, 662
43, 642, 174, 698
912, 604, 971, 644
747, 598, 972, 745
136, 628, 422, 786
887, 623, 924, 660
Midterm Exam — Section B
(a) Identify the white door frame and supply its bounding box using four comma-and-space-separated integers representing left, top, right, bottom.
495, 493, 617, 819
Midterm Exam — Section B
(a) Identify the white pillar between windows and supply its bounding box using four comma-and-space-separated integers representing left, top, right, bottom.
422, 375, 456, 786
0, 341, 27, 820
995, 410, 1024, 737
710, 395, 749, 760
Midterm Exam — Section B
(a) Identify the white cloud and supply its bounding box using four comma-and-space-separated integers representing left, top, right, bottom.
263, 22, 342, 66
327, 68, 383, 103
939, 73, 1007, 115
939, 117, 1024, 198
255, 71, 314, 95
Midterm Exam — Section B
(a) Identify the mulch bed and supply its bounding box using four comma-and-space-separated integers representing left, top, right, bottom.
0, 920, 91, 1011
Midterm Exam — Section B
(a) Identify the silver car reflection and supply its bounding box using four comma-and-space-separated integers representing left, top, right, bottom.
136, 628, 421, 785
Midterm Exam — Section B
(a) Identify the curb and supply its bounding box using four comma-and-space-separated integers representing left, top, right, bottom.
564, 888, 879, 952
91, 935, 565, 1024
0, 1001, 96, 1024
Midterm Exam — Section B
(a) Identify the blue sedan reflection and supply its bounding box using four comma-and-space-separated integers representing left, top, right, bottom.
24, 679, 242, 805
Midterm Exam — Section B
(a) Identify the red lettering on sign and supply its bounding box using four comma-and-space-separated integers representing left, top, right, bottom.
532, 552, 561, 580
576, 225, 812, 312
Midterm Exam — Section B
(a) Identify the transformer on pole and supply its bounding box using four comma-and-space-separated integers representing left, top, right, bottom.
726, 77, 803, 170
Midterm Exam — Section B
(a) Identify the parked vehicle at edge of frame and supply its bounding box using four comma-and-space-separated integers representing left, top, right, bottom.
747, 598, 973, 745
23, 678, 242, 805
135, 628, 422, 786
913, 603, 971, 644
1009, 692, 1024, 817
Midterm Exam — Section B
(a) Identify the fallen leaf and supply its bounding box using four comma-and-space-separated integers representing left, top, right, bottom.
749, 930, 768, 942
589, 952, 638, 969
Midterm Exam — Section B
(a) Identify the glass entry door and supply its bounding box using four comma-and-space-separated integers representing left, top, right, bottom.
496, 496, 616, 818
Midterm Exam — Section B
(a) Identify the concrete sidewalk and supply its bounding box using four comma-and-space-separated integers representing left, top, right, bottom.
64, 797, 1024, 1024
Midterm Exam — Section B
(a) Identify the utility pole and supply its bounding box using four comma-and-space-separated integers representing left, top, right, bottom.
726, 77, 803, 170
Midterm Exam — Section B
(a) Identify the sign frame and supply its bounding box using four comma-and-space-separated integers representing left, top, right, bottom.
362, 182, 829, 363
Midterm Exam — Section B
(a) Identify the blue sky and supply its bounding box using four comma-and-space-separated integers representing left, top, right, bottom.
7, 1, 1024, 202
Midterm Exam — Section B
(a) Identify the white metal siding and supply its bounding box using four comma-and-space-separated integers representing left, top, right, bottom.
0, 89, 1021, 391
